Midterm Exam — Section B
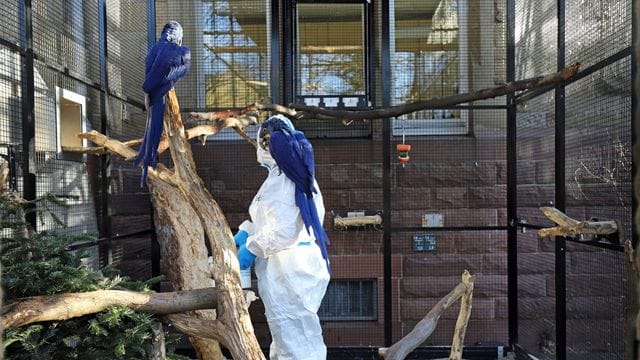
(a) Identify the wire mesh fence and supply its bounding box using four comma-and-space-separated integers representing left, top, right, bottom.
515, 91, 557, 358
563, 48, 631, 360
0, 0, 635, 358
514, 0, 633, 359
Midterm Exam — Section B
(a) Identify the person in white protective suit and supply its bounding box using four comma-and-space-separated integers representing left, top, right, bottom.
233, 115, 330, 360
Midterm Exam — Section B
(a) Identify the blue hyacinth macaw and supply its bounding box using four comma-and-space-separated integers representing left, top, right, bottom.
134, 21, 191, 186
259, 116, 331, 272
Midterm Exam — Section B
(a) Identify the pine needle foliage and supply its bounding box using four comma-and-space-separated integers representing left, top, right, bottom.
1, 189, 189, 360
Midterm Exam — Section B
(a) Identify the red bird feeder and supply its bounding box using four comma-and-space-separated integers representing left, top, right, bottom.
396, 143, 411, 163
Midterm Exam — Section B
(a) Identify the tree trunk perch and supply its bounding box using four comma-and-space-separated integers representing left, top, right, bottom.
160, 89, 264, 359
77, 90, 265, 359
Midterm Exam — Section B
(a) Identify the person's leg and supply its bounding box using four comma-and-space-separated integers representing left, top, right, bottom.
255, 244, 330, 359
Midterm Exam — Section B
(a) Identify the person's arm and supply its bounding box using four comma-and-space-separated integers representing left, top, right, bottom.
245, 198, 303, 258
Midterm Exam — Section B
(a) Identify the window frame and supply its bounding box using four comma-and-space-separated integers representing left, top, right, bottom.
390, 0, 470, 136
318, 278, 378, 322
55, 86, 87, 160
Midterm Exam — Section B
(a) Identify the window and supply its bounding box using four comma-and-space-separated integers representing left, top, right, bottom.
203, 0, 270, 109
318, 279, 377, 321
391, 0, 469, 135
292, 1, 372, 138
56, 87, 87, 154
295, 3, 368, 109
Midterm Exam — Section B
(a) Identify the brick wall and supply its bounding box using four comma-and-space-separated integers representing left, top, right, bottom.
188, 132, 511, 348
108, 123, 629, 354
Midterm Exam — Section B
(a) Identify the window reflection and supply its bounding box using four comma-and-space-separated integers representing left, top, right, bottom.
392, 0, 463, 125
296, 4, 365, 97
204, 0, 269, 108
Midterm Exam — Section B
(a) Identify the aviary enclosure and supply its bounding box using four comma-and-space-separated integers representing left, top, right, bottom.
0, 0, 637, 359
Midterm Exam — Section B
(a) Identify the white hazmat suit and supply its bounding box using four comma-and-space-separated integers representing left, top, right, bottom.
237, 125, 330, 360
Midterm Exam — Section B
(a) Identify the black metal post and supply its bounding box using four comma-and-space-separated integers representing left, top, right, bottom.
380, 0, 392, 347
365, 0, 374, 108
555, 1, 567, 359
98, 0, 113, 265
631, 0, 638, 358
20, 0, 36, 230
631, 0, 638, 251
147, 0, 161, 285
270, 0, 281, 104
505, 0, 518, 347
283, 0, 295, 104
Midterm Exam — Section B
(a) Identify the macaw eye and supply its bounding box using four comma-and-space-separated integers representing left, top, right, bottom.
260, 133, 270, 150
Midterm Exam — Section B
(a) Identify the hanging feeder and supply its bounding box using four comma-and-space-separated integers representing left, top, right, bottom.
397, 143, 411, 163
397, 117, 412, 165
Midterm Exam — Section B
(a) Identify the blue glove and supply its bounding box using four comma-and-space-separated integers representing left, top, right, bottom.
234, 230, 248, 247
237, 244, 256, 270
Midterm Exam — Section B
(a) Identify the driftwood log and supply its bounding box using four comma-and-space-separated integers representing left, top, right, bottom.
333, 214, 383, 229
537, 206, 619, 239
448, 271, 474, 360
379, 271, 475, 360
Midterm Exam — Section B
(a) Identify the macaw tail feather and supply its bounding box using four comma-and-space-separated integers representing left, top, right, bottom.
134, 96, 165, 187
295, 189, 332, 274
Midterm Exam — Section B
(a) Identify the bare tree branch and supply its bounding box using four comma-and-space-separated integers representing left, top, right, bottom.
289, 63, 580, 121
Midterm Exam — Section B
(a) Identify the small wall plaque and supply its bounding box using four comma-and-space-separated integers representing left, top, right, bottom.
412, 234, 437, 252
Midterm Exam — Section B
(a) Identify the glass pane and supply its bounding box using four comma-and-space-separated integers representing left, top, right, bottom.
296, 4, 365, 96
392, 0, 461, 121
204, 0, 269, 108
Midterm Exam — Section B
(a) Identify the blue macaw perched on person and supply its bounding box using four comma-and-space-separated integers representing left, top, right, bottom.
259, 115, 331, 271
134, 21, 191, 186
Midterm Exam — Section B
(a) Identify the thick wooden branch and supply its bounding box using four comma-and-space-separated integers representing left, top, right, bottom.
379, 271, 475, 360
162, 90, 265, 360
73, 117, 257, 158
166, 314, 227, 343
61, 139, 141, 156
290, 63, 580, 121
2, 288, 218, 329
449, 271, 475, 360
77, 130, 138, 160
538, 206, 619, 238
333, 214, 382, 229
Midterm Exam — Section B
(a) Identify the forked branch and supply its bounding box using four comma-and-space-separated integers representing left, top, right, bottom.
537, 206, 619, 239
379, 271, 475, 360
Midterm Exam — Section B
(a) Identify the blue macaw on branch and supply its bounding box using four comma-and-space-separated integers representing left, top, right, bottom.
259, 116, 331, 272
135, 21, 191, 186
